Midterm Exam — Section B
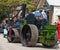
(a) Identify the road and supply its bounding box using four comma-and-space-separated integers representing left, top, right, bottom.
0, 34, 60, 50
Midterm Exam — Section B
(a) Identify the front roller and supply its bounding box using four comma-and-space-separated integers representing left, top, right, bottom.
20, 24, 38, 47
7, 28, 20, 43
42, 30, 58, 47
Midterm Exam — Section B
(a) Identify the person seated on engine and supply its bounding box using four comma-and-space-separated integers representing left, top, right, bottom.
41, 10, 48, 29
32, 10, 42, 19
32, 9, 48, 29
8, 17, 20, 28
32, 10, 43, 29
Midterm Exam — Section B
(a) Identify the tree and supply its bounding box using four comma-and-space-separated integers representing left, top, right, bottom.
0, 5, 9, 23
0, 0, 35, 10
0, 0, 35, 21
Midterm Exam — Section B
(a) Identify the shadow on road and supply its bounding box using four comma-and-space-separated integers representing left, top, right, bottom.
28, 44, 59, 49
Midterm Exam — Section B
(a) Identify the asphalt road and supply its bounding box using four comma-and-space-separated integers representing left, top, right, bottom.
0, 34, 60, 50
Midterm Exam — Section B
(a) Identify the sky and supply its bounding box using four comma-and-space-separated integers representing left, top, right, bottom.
47, 0, 60, 6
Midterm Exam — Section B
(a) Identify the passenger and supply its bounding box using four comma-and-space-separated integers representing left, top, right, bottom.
13, 17, 20, 28
25, 8, 30, 18
32, 10, 43, 29
41, 10, 48, 29
32, 10, 41, 19
9, 17, 20, 28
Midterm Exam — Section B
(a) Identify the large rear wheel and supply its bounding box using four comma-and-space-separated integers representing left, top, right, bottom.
21, 24, 38, 47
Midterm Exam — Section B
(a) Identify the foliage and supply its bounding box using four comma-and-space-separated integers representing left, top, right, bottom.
0, 5, 7, 21
0, 0, 35, 10
0, 0, 35, 21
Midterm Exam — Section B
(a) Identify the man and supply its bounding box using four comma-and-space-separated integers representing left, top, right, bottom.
13, 17, 20, 28
8, 17, 20, 28
32, 10, 42, 19
32, 10, 43, 29
41, 10, 48, 29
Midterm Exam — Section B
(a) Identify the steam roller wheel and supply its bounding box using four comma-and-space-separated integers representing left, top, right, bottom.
7, 28, 20, 43
42, 30, 58, 47
21, 24, 38, 47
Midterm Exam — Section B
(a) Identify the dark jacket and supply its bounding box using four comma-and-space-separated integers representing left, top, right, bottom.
8, 20, 20, 28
